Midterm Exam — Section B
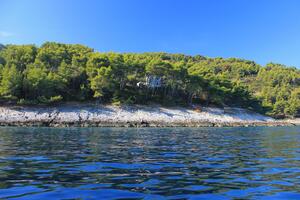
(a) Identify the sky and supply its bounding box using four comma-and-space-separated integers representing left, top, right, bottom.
1, 0, 300, 67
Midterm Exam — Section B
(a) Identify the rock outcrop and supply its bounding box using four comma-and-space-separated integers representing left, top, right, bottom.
0, 105, 297, 127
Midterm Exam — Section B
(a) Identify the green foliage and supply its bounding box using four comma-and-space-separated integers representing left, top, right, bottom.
0, 44, 37, 71
249, 63, 300, 117
146, 60, 172, 76
24, 63, 48, 98
0, 65, 23, 99
90, 66, 113, 98
0, 42, 299, 118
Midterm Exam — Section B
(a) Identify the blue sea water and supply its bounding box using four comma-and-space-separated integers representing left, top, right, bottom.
0, 126, 299, 199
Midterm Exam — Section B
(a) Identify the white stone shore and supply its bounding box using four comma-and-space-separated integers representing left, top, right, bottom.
0, 104, 297, 127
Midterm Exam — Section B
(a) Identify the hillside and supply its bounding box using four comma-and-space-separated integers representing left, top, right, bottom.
0, 42, 299, 118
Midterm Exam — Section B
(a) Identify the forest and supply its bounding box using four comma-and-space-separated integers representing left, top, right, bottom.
0, 42, 299, 118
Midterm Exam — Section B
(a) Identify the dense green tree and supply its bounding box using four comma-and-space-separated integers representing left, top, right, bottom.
24, 63, 49, 99
0, 45, 37, 71
0, 42, 298, 118
90, 66, 113, 99
0, 65, 23, 99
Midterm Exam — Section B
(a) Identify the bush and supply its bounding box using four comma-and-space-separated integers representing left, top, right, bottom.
50, 95, 63, 103
36, 95, 63, 104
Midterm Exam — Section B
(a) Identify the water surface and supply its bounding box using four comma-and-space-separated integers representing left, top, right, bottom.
0, 126, 299, 199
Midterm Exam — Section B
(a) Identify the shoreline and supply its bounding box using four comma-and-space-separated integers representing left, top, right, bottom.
0, 105, 298, 127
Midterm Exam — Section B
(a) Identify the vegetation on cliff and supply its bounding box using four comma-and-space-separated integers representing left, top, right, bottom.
0, 42, 299, 118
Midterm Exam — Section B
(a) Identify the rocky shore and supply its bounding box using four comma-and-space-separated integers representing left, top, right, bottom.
0, 105, 298, 127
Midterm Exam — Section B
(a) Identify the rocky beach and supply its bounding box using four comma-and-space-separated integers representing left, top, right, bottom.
0, 104, 298, 127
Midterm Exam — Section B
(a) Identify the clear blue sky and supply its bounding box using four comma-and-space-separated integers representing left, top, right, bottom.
1, 0, 300, 67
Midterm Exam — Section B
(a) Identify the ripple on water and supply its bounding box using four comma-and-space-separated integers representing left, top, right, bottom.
0, 126, 299, 199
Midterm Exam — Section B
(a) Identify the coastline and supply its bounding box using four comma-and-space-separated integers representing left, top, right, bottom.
0, 104, 298, 127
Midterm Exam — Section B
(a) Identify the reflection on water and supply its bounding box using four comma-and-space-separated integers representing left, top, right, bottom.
0, 126, 299, 199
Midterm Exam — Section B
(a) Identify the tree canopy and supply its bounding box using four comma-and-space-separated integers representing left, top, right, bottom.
0, 42, 299, 118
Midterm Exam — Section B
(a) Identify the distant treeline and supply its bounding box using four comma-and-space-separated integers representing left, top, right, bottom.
0, 42, 299, 118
